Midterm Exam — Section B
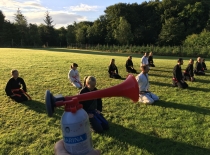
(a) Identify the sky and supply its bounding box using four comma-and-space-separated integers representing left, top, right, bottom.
0, 0, 148, 28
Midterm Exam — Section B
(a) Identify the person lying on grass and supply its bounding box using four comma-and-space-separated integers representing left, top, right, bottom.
172, 58, 188, 89
79, 76, 109, 133
5, 69, 31, 102
136, 65, 159, 104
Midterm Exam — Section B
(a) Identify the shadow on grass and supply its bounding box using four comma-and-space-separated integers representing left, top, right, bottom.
149, 73, 172, 78
105, 122, 210, 155
155, 100, 210, 115
195, 79, 210, 84
20, 100, 64, 118
150, 81, 172, 87
187, 86, 210, 92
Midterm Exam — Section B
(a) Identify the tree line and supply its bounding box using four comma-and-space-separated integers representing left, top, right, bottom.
0, 0, 210, 48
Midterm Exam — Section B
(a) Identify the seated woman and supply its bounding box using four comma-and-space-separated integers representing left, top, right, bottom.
68, 63, 82, 89
136, 65, 159, 104
202, 58, 207, 71
183, 59, 195, 82
79, 76, 109, 133
148, 52, 155, 67
194, 57, 205, 75
125, 56, 137, 73
172, 58, 188, 89
108, 59, 121, 79
5, 69, 31, 102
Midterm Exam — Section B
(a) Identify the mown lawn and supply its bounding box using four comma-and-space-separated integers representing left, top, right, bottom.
0, 48, 209, 155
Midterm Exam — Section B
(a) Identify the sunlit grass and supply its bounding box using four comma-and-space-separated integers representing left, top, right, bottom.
0, 48, 209, 155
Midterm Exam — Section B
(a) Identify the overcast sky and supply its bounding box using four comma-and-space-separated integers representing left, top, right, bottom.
0, 0, 148, 28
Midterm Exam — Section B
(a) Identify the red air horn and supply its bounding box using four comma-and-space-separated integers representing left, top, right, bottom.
45, 75, 139, 117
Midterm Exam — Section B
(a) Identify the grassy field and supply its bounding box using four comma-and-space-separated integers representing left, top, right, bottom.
0, 48, 210, 155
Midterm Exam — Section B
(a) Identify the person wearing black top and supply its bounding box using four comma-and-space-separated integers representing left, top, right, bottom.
183, 59, 195, 82
172, 58, 188, 88
108, 59, 121, 79
148, 52, 155, 67
202, 58, 207, 71
125, 56, 137, 73
5, 70, 30, 102
194, 57, 205, 75
79, 76, 109, 133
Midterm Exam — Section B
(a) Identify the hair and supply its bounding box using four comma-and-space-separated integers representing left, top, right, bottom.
11, 69, 18, 74
83, 76, 96, 87
140, 65, 148, 71
145, 52, 149, 56
197, 57, 201, 62
189, 59, 194, 63
71, 63, 78, 69
202, 58, 205, 62
109, 59, 115, 66
128, 55, 132, 59
149, 52, 153, 56
177, 58, 183, 63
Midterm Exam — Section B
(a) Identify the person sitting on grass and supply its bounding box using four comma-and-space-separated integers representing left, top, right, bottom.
136, 65, 159, 104
5, 69, 31, 102
148, 52, 155, 67
183, 59, 195, 82
79, 76, 109, 133
172, 58, 188, 89
202, 58, 207, 71
108, 59, 121, 79
68, 63, 82, 89
194, 57, 205, 75
125, 56, 137, 73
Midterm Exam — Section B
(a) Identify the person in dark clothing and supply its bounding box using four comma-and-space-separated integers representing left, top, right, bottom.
202, 58, 207, 71
125, 56, 137, 73
108, 59, 121, 79
172, 58, 188, 89
194, 57, 205, 75
183, 59, 195, 82
5, 70, 31, 102
148, 52, 155, 67
79, 76, 109, 133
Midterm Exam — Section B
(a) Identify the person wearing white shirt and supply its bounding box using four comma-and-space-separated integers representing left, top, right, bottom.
141, 52, 149, 67
136, 65, 159, 104
68, 63, 82, 89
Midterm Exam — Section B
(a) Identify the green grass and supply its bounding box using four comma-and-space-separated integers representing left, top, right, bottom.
0, 48, 210, 155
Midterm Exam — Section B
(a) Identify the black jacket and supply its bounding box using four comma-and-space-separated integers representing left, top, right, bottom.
125, 59, 133, 69
185, 64, 194, 77
5, 77, 27, 96
173, 64, 183, 81
148, 56, 153, 64
79, 87, 102, 112
108, 64, 118, 75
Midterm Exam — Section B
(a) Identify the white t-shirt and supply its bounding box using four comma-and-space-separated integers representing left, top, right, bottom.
141, 56, 148, 66
68, 69, 80, 83
136, 72, 149, 92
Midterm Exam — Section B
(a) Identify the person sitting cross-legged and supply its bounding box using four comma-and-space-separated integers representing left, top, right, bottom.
172, 58, 188, 89
194, 57, 205, 75
136, 65, 159, 104
79, 76, 109, 133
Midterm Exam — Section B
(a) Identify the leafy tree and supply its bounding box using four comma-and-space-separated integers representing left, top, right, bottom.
14, 8, 28, 45
57, 27, 67, 47
114, 17, 133, 45
66, 25, 76, 44
28, 23, 41, 46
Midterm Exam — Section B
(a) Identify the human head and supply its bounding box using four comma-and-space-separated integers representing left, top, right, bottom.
140, 65, 149, 73
202, 58, 205, 62
149, 52, 153, 56
189, 59, 194, 64
144, 52, 149, 57
177, 58, 183, 65
128, 56, 132, 60
197, 57, 201, 62
85, 76, 96, 90
71, 63, 78, 70
11, 69, 19, 79
110, 59, 115, 65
